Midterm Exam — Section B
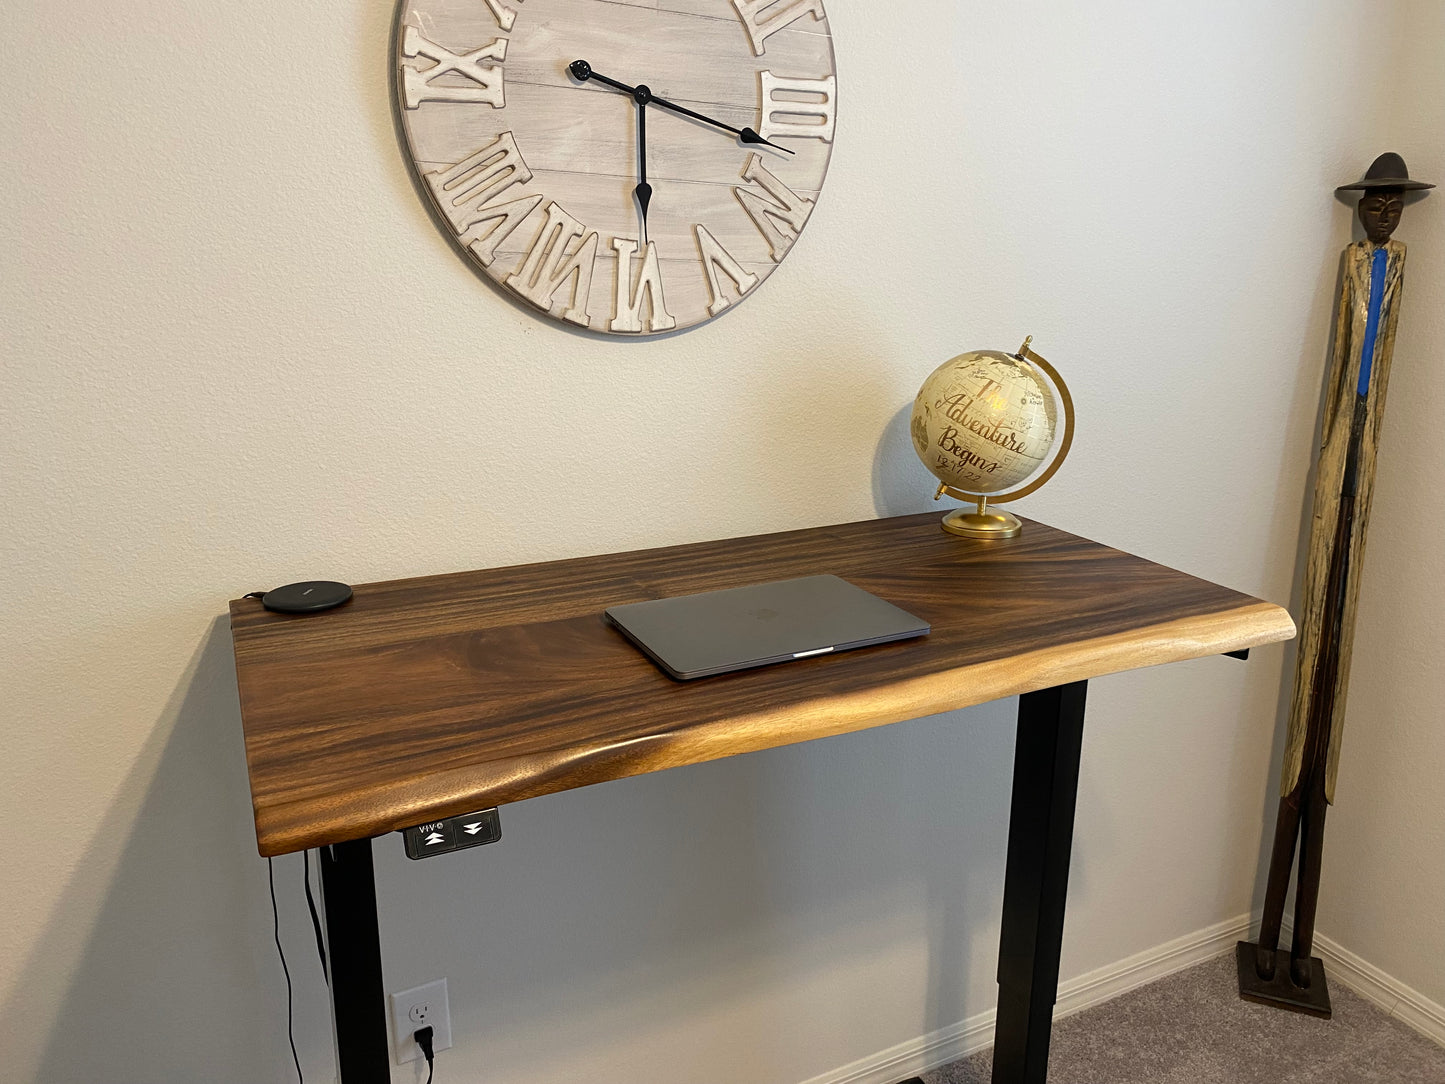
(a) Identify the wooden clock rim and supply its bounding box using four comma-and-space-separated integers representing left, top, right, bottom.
390, 0, 838, 337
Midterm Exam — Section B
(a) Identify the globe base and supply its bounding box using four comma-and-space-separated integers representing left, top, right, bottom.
941, 508, 1022, 539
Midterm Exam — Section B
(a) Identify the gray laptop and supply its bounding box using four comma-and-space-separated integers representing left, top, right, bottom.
605, 574, 929, 681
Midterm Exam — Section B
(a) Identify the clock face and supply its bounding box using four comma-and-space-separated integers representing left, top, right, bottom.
394, 0, 836, 335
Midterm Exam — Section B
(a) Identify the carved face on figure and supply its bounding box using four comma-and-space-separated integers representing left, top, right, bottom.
1358, 189, 1405, 244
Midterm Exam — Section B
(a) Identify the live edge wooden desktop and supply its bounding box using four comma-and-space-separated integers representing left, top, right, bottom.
228, 512, 1294, 1084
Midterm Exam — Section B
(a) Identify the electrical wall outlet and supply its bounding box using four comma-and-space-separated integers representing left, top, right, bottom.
389, 978, 452, 1065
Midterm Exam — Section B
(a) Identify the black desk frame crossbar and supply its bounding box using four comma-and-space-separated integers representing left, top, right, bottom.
315, 681, 1089, 1084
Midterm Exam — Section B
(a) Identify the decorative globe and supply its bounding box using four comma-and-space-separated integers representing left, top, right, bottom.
909, 340, 1074, 539
911, 349, 1059, 495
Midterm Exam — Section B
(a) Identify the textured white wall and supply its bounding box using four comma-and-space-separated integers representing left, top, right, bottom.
1315, 0, 1445, 1011
0, 1, 1421, 1082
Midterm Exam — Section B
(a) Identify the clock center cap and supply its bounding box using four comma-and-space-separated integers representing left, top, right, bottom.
633, 84, 652, 105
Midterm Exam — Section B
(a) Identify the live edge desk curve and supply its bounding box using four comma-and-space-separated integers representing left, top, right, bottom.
229, 513, 1294, 1084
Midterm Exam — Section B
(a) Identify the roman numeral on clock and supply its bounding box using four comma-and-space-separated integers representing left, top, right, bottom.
758, 72, 836, 144
734, 153, 814, 261
481, 0, 524, 32
730, 0, 824, 56
506, 202, 599, 326
426, 132, 541, 267
401, 26, 508, 109
611, 238, 676, 334
694, 224, 759, 316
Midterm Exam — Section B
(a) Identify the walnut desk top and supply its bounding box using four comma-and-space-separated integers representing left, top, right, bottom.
229, 513, 1294, 857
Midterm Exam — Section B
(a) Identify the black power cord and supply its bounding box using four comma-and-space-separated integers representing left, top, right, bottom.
414, 1025, 436, 1084
270, 851, 429, 1084
268, 857, 305, 1084
303, 849, 328, 984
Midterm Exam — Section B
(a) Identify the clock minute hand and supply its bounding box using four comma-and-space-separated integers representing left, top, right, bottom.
568, 63, 654, 241
635, 94, 652, 244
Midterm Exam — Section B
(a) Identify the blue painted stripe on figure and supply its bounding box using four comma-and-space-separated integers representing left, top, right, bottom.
1357, 246, 1388, 397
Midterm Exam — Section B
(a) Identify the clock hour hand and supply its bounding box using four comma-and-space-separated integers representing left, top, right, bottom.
645, 91, 794, 155
568, 59, 794, 155
569, 59, 633, 96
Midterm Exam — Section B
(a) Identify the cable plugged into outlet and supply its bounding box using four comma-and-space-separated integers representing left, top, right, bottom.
414, 1025, 435, 1084
390, 978, 452, 1065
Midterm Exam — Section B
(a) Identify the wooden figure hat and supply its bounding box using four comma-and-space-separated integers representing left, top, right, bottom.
1337, 152, 1435, 192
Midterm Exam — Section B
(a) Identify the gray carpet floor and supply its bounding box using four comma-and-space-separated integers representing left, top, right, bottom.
920, 953, 1445, 1083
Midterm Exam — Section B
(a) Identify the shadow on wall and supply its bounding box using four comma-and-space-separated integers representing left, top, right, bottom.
7, 614, 1028, 1082
372, 698, 1023, 1080
5, 617, 325, 1084
872, 402, 940, 519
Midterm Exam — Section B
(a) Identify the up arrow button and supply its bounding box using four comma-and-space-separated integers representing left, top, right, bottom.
402, 819, 455, 859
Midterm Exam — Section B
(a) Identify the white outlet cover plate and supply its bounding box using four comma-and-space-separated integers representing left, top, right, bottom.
389, 978, 453, 1064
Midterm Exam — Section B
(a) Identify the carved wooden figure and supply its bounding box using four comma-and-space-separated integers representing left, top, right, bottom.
1238, 153, 1433, 1017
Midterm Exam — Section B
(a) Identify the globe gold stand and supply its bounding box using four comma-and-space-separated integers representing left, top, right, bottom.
931, 336, 1076, 540
939, 494, 1023, 539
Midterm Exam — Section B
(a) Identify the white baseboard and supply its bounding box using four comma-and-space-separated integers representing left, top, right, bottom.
1308, 931, 1445, 1048
799, 913, 1253, 1084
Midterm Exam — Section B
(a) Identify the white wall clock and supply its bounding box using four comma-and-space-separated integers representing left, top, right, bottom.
394, 0, 836, 335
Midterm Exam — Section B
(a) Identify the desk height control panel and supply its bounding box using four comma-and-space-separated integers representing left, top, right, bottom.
401, 808, 501, 859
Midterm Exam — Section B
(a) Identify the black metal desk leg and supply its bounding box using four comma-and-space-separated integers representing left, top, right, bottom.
991, 681, 1088, 1084
318, 839, 390, 1084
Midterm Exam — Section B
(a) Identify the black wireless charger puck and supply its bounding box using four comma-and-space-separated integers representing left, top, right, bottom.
257, 580, 353, 614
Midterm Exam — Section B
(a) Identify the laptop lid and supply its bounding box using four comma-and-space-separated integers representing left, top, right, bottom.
605, 574, 929, 681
